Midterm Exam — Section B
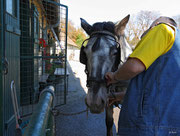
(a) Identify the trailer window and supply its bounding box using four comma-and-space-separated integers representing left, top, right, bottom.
6, 0, 17, 17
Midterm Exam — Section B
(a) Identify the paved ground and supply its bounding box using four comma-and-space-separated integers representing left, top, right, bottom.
55, 60, 120, 136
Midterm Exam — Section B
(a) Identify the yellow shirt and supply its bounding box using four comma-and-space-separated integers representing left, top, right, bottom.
129, 24, 175, 70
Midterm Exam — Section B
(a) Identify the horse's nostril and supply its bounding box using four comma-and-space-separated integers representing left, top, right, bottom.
85, 97, 89, 107
101, 99, 105, 105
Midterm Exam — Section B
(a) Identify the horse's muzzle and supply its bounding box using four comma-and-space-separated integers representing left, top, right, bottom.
85, 97, 105, 114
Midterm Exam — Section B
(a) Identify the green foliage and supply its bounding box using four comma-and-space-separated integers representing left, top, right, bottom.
75, 28, 87, 48
76, 34, 85, 48
68, 20, 87, 48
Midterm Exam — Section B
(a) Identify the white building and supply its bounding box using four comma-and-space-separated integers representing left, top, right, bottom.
67, 37, 80, 61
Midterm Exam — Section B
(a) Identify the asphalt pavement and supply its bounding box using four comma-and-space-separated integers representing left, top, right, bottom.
55, 61, 120, 136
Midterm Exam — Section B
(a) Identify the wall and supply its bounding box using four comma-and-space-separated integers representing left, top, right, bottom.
67, 45, 80, 61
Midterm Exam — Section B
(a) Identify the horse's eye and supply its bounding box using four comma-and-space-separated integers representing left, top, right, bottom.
113, 52, 118, 55
110, 50, 118, 56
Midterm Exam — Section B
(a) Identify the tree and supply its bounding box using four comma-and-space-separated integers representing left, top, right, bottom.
126, 10, 160, 46
67, 20, 77, 42
67, 20, 87, 48
173, 15, 180, 29
75, 28, 87, 48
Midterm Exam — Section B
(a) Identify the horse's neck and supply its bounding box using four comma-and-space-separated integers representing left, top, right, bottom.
119, 35, 132, 63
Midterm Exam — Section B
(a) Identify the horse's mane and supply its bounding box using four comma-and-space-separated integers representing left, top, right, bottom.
91, 22, 115, 34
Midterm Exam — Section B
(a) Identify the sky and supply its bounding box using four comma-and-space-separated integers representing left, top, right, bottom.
61, 0, 180, 27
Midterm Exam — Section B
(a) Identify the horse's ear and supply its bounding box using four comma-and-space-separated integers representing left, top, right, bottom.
115, 14, 130, 36
80, 18, 93, 35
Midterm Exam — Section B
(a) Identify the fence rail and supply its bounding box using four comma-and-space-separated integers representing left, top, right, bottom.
23, 86, 55, 136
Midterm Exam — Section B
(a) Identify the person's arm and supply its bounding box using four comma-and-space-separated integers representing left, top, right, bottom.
106, 58, 145, 106
105, 58, 145, 85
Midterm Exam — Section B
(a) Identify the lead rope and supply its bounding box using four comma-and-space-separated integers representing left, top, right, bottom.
86, 107, 89, 118
108, 85, 121, 109
51, 107, 89, 118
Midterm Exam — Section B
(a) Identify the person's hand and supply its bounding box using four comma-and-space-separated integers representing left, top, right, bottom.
105, 72, 117, 86
107, 97, 117, 106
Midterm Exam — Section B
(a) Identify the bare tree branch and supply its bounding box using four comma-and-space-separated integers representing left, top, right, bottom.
126, 10, 160, 47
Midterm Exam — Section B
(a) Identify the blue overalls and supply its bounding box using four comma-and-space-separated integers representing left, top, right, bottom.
118, 28, 180, 136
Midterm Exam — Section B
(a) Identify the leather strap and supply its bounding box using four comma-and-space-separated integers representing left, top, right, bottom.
141, 16, 177, 39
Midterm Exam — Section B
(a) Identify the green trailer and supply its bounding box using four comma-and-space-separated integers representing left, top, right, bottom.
1, 0, 21, 135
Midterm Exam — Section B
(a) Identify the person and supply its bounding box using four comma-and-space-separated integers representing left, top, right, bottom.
105, 16, 180, 136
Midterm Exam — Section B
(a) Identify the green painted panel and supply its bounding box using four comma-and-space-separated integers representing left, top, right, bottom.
3, 0, 20, 135
0, 0, 4, 135
4, 30, 20, 120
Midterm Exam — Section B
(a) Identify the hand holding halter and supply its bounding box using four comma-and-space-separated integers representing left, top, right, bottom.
105, 72, 119, 86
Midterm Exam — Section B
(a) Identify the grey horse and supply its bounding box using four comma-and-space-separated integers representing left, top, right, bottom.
80, 15, 132, 136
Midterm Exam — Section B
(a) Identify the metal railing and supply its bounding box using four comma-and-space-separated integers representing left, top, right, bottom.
23, 86, 55, 136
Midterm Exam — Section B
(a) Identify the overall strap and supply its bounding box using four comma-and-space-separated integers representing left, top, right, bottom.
141, 16, 177, 39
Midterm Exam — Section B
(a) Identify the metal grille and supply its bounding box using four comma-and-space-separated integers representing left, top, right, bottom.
19, 0, 68, 117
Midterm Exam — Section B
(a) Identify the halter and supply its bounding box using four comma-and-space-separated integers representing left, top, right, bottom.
81, 30, 120, 87
90, 31, 118, 41
81, 31, 120, 48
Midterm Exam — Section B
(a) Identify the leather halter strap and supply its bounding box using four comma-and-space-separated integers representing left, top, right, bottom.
81, 30, 119, 48
87, 77, 107, 87
90, 31, 118, 41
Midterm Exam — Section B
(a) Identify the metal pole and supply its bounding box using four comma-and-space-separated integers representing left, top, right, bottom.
23, 86, 55, 136
64, 5, 68, 104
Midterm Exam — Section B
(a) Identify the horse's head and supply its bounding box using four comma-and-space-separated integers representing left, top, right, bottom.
80, 15, 130, 113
